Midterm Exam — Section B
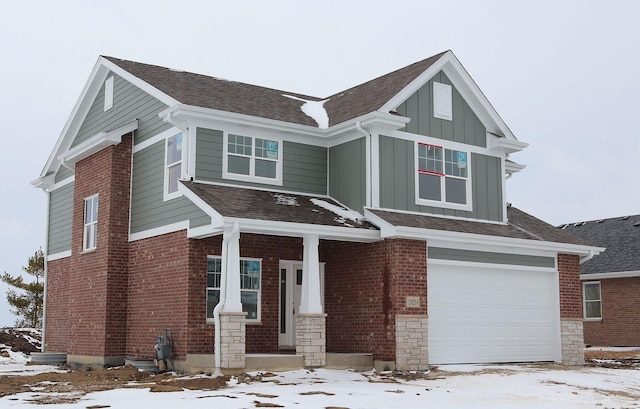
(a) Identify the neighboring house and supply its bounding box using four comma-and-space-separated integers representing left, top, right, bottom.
32, 50, 602, 372
560, 215, 640, 346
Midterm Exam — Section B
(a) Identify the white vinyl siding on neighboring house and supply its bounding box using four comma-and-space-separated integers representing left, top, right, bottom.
583, 281, 602, 320
223, 132, 282, 185
83, 194, 99, 251
206, 256, 262, 322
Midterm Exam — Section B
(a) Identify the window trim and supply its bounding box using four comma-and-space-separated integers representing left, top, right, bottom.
82, 194, 99, 252
164, 132, 183, 201
206, 255, 263, 324
222, 131, 283, 186
583, 281, 602, 320
414, 141, 473, 211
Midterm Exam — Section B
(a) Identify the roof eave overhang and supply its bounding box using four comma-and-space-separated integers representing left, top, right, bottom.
159, 104, 409, 146
363, 209, 605, 259
580, 270, 640, 280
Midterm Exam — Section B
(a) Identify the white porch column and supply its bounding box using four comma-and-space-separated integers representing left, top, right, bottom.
299, 234, 322, 314
221, 222, 242, 312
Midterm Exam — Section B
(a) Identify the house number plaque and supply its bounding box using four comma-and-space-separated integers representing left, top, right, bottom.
406, 296, 420, 308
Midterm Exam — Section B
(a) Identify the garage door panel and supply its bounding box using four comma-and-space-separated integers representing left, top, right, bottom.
428, 264, 557, 364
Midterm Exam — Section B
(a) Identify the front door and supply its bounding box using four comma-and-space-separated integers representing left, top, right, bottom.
278, 260, 324, 348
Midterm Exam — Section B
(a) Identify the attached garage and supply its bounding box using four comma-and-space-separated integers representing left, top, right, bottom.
427, 260, 559, 364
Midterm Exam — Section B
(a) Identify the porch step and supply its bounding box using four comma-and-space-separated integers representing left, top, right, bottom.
30, 352, 67, 365
245, 353, 304, 371
326, 353, 374, 371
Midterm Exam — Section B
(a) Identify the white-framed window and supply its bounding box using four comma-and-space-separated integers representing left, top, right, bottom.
433, 81, 452, 121
583, 281, 602, 320
104, 76, 114, 111
415, 142, 472, 210
223, 132, 282, 185
206, 256, 262, 322
83, 194, 99, 251
164, 132, 183, 200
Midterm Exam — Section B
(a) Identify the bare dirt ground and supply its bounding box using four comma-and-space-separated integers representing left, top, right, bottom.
2, 328, 639, 404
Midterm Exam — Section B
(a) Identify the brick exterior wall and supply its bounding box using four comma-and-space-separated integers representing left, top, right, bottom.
557, 253, 584, 365
43, 257, 71, 352
323, 238, 427, 362
584, 277, 640, 346
65, 133, 133, 360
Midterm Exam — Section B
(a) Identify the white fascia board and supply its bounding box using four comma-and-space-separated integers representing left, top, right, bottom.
59, 120, 139, 166
47, 250, 72, 261
31, 173, 57, 190
505, 160, 527, 174
580, 270, 640, 280
128, 221, 189, 242
363, 209, 399, 238
224, 217, 381, 242
487, 132, 529, 154
177, 181, 225, 227
380, 51, 518, 142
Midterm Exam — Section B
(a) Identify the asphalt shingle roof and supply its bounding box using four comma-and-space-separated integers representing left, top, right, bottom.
103, 52, 447, 128
560, 215, 640, 274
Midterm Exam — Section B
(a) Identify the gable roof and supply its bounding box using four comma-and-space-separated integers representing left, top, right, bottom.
560, 215, 640, 274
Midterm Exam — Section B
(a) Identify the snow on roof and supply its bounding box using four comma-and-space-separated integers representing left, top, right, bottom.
309, 198, 363, 224
283, 95, 329, 129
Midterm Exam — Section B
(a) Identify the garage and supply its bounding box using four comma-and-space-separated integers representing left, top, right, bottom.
427, 262, 559, 364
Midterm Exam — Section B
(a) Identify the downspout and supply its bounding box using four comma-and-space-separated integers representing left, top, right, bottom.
355, 121, 371, 207
580, 249, 596, 265
40, 188, 50, 352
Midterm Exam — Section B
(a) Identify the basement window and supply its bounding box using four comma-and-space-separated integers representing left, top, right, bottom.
583, 281, 602, 320
206, 256, 262, 323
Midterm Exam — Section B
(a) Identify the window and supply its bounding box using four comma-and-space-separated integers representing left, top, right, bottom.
83, 195, 99, 251
104, 76, 114, 111
433, 81, 452, 121
223, 133, 281, 185
165, 133, 182, 199
416, 142, 471, 210
206, 256, 262, 322
583, 282, 602, 319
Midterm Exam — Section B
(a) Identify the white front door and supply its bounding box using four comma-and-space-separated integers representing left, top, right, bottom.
278, 260, 324, 348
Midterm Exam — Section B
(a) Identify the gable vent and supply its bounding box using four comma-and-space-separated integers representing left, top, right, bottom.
433, 82, 452, 121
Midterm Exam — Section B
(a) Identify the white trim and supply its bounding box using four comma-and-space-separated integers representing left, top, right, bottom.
427, 257, 556, 273
366, 206, 507, 225
47, 250, 72, 261
393, 130, 502, 158
582, 281, 602, 321
59, 120, 138, 167
49, 176, 75, 191
163, 131, 184, 201
580, 270, 640, 280
222, 131, 283, 186
104, 76, 114, 111
178, 182, 224, 227
132, 126, 182, 153
433, 82, 452, 121
82, 194, 99, 251
128, 220, 189, 242
371, 132, 380, 208
185, 179, 332, 200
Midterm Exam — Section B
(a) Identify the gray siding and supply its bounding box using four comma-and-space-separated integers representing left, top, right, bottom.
48, 183, 74, 255
195, 127, 327, 195
72, 73, 171, 148
379, 135, 503, 222
329, 138, 366, 213
396, 71, 486, 147
130, 141, 209, 234
55, 167, 74, 183
428, 247, 555, 268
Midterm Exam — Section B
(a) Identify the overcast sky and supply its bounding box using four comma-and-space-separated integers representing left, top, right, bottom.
0, 0, 638, 327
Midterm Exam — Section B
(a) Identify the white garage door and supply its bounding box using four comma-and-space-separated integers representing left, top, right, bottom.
428, 262, 558, 364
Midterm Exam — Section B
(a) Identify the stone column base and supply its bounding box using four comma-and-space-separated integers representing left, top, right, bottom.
219, 311, 247, 369
295, 313, 327, 367
561, 319, 584, 366
395, 315, 429, 371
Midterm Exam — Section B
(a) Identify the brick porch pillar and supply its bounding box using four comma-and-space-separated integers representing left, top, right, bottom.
558, 253, 585, 365
296, 313, 327, 367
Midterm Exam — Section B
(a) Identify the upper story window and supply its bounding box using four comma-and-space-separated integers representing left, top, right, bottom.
104, 76, 114, 111
583, 281, 602, 320
433, 81, 452, 121
164, 133, 182, 200
223, 132, 282, 186
415, 142, 472, 211
83, 194, 99, 251
206, 256, 262, 322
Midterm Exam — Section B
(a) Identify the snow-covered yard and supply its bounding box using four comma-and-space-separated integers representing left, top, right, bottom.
1, 356, 639, 408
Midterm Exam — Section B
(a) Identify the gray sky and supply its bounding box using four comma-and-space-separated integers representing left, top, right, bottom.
1, 0, 638, 327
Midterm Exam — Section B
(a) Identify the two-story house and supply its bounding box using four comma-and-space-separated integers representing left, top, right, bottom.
32, 51, 601, 372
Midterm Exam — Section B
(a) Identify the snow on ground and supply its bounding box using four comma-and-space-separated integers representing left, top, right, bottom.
0, 360, 639, 408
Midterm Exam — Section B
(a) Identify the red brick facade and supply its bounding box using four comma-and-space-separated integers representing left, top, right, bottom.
558, 253, 582, 319
43, 257, 71, 352
322, 238, 427, 361
583, 277, 640, 346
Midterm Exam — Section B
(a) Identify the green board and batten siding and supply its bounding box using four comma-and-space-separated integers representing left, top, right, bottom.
329, 138, 366, 213
130, 141, 209, 234
379, 136, 503, 221
47, 183, 74, 255
72, 73, 171, 148
428, 248, 555, 269
395, 71, 486, 147
195, 128, 327, 195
